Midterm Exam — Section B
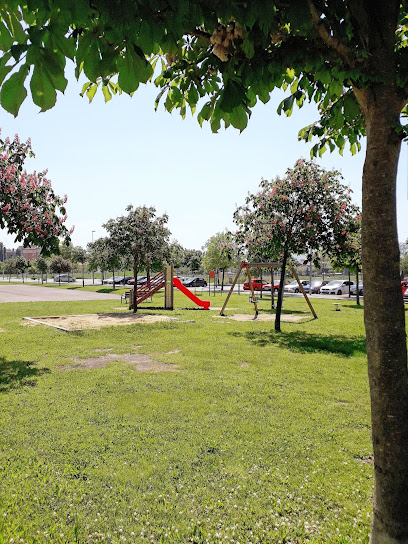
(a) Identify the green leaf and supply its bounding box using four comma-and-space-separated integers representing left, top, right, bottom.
6, 11, 26, 42
85, 82, 99, 102
229, 106, 248, 132
0, 52, 12, 85
49, 29, 75, 60
197, 101, 212, 127
41, 49, 67, 93
277, 94, 295, 117
218, 80, 245, 113
30, 64, 57, 111
241, 35, 255, 59
0, 20, 13, 51
117, 46, 152, 94
187, 84, 198, 106
0, 63, 28, 116
102, 84, 112, 102
343, 94, 360, 122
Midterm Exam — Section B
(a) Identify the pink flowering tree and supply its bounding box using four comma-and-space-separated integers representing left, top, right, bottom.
234, 159, 360, 331
104, 205, 171, 312
0, 133, 73, 256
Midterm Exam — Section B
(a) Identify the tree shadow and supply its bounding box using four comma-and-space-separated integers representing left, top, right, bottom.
95, 288, 120, 293
228, 330, 366, 357
0, 357, 50, 392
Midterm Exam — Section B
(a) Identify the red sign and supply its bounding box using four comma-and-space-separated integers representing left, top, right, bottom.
209, 270, 215, 279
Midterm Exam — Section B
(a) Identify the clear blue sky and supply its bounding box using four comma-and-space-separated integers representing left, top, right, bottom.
2, 69, 408, 251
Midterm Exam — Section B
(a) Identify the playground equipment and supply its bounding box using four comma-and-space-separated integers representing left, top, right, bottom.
129, 265, 210, 311
220, 260, 317, 320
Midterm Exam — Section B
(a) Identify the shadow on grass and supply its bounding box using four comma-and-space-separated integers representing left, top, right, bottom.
0, 357, 50, 392
95, 288, 122, 294
229, 330, 366, 357
258, 308, 308, 315
345, 303, 364, 310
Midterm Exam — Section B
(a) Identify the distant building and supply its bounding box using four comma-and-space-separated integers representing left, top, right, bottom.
18, 246, 41, 261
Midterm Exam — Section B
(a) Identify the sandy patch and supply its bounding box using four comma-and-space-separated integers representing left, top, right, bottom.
214, 313, 308, 322
23, 313, 176, 331
58, 352, 178, 372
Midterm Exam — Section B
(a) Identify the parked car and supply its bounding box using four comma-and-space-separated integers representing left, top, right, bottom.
402, 279, 408, 297
350, 281, 364, 296
306, 280, 328, 294
243, 279, 269, 291
128, 276, 148, 285
262, 281, 281, 292
182, 277, 207, 287
320, 280, 355, 295
103, 276, 130, 285
283, 280, 309, 293
53, 274, 76, 283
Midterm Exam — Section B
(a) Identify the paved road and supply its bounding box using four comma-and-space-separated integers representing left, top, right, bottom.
0, 284, 121, 303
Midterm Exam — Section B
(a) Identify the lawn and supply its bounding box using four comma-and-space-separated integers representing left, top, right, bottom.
0, 291, 375, 543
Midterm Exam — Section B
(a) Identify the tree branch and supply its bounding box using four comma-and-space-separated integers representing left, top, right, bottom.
306, 0, 357, 68
188, 28, 211, 45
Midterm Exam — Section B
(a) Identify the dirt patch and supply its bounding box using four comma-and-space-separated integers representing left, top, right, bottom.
58, 352, 178, 372
0, 328, 5, 332
23, 313, 176, 331
214, 313, 308, 322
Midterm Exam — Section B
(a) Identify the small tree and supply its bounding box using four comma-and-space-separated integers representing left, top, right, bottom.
169, 241, 185, 275
104, 205, 170, 312
87, 238, 120, 288
4, 258, 16, 282
183, 249, 203, 275
202, 231, 238, 291
234, 159, 359, 331
0, 134, 73, 255
15, 256, 29, 283
36, 256, 48, 284
72, 246, 87, 287
49, 256, 72, 284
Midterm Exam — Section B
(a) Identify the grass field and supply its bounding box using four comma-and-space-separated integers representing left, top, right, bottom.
0, 290, 376, 543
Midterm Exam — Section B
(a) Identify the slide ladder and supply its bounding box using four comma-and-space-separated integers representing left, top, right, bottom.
131, 271, 165, 307
130, 270, 210, 310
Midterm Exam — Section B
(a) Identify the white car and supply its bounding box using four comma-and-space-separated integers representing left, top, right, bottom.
320, 280, 355, 295
283, 280, 309, 293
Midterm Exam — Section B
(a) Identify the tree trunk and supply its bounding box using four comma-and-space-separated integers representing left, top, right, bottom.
271, 268, 275, 309
359, 86, 408, 543
221, 268, 225, 292
275, 249, 288, 332
133, 264, 138, 313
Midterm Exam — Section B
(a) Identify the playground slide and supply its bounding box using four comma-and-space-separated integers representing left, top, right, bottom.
173, 277, 210, 310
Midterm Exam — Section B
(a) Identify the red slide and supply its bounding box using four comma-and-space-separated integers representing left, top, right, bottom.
173, 277, 210, 310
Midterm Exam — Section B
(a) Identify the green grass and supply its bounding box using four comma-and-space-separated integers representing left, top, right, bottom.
0, 291, 378, 543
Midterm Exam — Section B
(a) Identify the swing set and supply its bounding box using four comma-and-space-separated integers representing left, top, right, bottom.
220, 260, 317, 320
